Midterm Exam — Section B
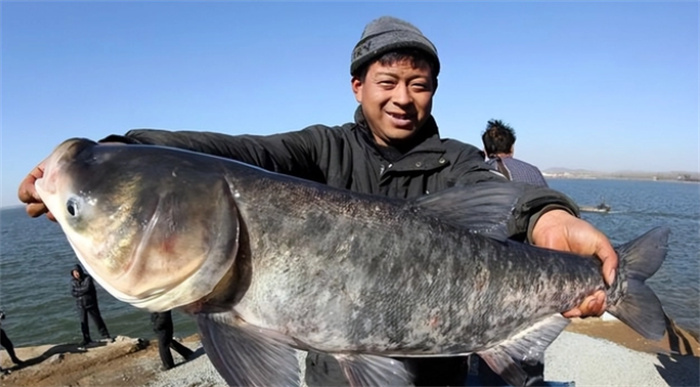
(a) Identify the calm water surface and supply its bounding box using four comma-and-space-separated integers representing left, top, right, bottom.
0, 178, 698, 347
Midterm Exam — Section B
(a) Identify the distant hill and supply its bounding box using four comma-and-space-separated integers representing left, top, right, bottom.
542, 168, 700, 182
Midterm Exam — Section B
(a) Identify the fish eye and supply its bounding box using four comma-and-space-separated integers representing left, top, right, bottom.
67, 198, 79, 217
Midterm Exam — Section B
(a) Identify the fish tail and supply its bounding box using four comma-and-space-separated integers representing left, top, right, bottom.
606, 226, 670, 341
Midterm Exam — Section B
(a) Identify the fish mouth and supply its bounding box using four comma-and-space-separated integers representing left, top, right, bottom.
36, 139, 93, 196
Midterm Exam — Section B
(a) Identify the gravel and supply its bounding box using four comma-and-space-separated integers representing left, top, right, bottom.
545, 331, 697, 386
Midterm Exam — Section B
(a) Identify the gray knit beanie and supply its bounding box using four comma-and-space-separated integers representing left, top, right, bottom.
351, 16, 440, 76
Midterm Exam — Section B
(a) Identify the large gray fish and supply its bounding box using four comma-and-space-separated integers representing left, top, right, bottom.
35, 138, 669, 386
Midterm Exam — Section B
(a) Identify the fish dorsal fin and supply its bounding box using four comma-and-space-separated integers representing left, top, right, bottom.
196, 312, 300, 387
412, 181, 523, 241
477, 314, 569, 386
335, 353, 413, 386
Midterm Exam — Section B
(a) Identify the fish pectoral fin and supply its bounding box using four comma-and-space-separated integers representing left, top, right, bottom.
478, 348, 528, 387
478, 314, 569, 387
196, 312, 300, 387
335, 353, 413, 387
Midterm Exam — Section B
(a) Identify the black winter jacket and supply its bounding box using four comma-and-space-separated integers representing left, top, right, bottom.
103, 108, 578, 240
151, 311, 174, 335
70, 264, 99, 310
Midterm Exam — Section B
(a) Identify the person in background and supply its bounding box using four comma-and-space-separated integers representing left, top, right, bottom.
481, 119, 550, 383
70, 264, 112, 347
20, 16, 615, 386
0, 309, 24, 374
482, 119, 549, 187
151, 311, 194, 371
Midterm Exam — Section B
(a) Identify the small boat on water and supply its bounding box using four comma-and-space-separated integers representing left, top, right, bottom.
579, 201, 611, 213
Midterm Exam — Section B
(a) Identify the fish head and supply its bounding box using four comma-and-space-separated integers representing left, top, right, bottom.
36, 138, 240, 312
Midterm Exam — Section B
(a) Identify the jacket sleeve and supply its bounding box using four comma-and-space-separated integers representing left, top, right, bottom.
447, 144, 580, 241
100, 127, 334, 182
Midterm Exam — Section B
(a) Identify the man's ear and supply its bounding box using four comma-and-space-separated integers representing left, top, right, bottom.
351, 76, 363, 103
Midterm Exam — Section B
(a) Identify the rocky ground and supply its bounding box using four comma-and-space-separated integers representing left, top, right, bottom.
1, 318, 698, 387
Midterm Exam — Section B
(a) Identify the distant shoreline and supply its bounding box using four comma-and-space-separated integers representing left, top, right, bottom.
547, 175, 700, 183
543, 171, 700, 183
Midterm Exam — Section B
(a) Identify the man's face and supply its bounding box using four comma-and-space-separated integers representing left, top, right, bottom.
72, 270, 81, 280
352, 59, 435, 147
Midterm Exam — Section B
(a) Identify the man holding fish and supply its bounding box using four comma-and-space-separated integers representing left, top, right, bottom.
19, 16, 624, 387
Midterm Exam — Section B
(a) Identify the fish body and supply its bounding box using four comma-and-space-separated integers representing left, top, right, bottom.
36, 138, 669, 386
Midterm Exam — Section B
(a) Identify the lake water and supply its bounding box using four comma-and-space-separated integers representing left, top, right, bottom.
0, 178, 698, 348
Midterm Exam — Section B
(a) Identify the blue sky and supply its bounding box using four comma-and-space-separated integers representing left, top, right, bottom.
1, 1, 698, 207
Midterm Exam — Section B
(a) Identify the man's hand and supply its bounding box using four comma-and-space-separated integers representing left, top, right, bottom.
18, 160, 55, 221
532, 209, 618, 318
